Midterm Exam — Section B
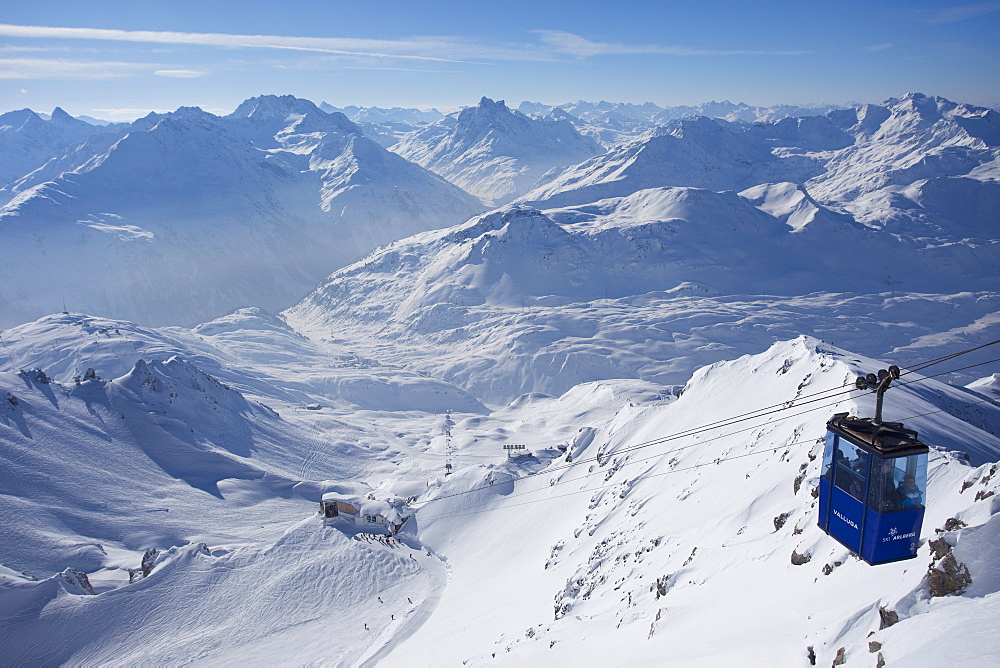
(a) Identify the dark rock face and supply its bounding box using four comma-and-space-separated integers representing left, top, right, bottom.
878, 606, 899, 630
61, 568, 95, 595
926, 536, 972, 597
942, 517, 967, 532
928, 536, 951, 561
791, 549, 811, 565
832, 646, 846, 666
928, 553, 972, 597
773, 512, 790, 531
141, 548, 159, 578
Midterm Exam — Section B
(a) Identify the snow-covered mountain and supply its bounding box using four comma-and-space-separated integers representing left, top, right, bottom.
284, 199, 1000, 405
519, 99, 848, 125
391, 97, 604, 205
810, 93, 1000, 235
320, 102, 445, 126
518, 115, 843, 208
517, 99, 851, 147
0, 95, 483, 328
520, 94, 1000, 240
1, 91, 998, 664
1, 314, 997, 665
0, 107, 117, 197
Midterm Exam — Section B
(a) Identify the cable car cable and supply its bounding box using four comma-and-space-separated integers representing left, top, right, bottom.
422, 352, 999, 511
899, 338, 1000, 376
426, 345, 1000, 507
424, 393, 999, 521
427, 386, 865, 506
897, 356, 1000, 387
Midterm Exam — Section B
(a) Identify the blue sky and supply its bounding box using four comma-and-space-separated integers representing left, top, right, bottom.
1, 0, 998, 120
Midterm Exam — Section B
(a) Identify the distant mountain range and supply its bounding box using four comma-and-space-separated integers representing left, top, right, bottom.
391, 97, 603, 205
1, 92, 997, 334
0, 95, 482, 327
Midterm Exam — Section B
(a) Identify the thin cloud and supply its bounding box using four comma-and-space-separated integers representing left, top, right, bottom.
0, 23, 808, 65
154, 69, 206, 78
0, 57, 151, 79
532, 30, 809, 57
867, 43, 893, 52
928, 1, 1000, 23
0, 24, 481, 63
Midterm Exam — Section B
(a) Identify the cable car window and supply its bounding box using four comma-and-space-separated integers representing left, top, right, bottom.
898, 453, 927, 510
868, 458, 902, 512
822, 431, 836, 481
866, 453, 927, 512
833, 441, 868, 501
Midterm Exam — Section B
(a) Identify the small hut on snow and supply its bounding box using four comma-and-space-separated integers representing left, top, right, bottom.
320, 493, 411, 535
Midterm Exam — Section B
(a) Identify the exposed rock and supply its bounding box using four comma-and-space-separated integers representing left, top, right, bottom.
942, 517, 967, 532
683, 547, 697, 566
975, 489, 995, 502
141, 547, 159, 578
791, 549, 812, 565
928, 553, 972, 597
807, 645, 816, 666
654, 575, 669, 599
928, 536, 951, 561
876, 651, 886, 668
61, 568, 95, 595
793, 473, 805, 495
869, 640, 882, 653
20, 368, 51, 384
773, 512, 790, 531
878, 606, 899, 630
832, 646, 846, 666
927, 536, 973, 597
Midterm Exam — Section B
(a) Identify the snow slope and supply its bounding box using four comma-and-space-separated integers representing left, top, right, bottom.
391, 97, 603, 205
0, 96, 482, 328
396, 337, 1000, 666
1, 301, 998, 666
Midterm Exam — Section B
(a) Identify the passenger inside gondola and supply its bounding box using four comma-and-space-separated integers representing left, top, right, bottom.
898, 474, 923, 509
869, 459, 903, 512
834, 442, 868, 501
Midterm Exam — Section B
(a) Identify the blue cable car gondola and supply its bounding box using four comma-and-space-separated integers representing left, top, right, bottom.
818, 366, 929, 565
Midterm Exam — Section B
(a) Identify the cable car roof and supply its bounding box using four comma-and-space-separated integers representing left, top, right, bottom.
827, 412, 929, 457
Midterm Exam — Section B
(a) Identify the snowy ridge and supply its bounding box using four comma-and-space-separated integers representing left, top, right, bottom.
518, 115, 834, 209
519, 94, 1000, 243
285, 198, 1000, 405
0, 107, 117, 197
391, 97, 603, 205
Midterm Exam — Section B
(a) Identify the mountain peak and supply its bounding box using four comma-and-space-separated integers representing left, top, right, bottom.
49, 107, 76, 123
229, 94, 325, 121
478, 96, 506, 110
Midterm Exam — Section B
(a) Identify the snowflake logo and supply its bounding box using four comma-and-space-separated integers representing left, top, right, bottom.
888, 527, 898, 536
